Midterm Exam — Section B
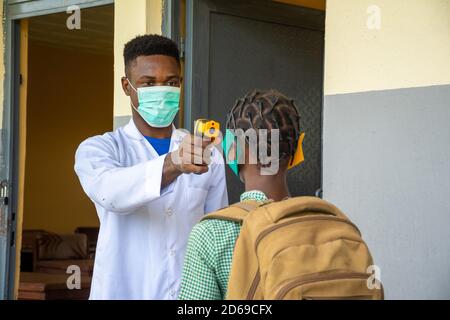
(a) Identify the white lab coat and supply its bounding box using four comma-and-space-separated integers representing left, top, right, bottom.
74, 119, 228, 300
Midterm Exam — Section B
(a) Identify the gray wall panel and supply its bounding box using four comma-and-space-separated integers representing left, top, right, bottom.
323, 84, 450, 299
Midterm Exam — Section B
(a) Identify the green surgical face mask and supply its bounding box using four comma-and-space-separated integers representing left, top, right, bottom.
223, 128, 306, 180
129, 80, 180, 128
223, 129, 240, 177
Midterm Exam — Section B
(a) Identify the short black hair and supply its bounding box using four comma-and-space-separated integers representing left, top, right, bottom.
227, 89, 301, 162
123, 34, 180, 74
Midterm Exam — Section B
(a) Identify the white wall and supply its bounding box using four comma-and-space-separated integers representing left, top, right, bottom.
324, 0, 450, 95
113, 0, 162, 128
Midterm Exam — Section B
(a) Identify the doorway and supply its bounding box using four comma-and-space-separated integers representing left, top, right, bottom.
185, 0, 325, 203
8, 3, 114, 299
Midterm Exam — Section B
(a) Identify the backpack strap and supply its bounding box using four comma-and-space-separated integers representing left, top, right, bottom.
201, 200, 272, 224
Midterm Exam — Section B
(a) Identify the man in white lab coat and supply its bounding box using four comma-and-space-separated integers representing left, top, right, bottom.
74, 35, 228, 300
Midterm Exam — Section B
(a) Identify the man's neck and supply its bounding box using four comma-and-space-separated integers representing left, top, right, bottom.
244, 174, 289, 202
133, 114, 173, 139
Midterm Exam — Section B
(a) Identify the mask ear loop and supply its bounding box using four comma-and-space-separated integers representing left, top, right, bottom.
225, 102, 243, 179
131, 101, 139, 112
127, 78, 139, 111
127, 78, 138, 92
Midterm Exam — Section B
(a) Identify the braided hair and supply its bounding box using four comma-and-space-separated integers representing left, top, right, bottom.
226, 89, 301, 166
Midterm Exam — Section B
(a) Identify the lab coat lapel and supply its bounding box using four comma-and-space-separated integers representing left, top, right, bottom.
124, 119, 185, 159
123, 118, 144, 141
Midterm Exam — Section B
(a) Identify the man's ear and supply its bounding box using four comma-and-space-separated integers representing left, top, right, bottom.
121, 77, 131, 96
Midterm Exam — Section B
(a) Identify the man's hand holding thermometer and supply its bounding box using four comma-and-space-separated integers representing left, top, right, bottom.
162, 119, 220, 188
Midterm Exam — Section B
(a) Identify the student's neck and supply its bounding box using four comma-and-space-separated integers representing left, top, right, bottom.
133, 115, 173, 138
244, 174, 289, 202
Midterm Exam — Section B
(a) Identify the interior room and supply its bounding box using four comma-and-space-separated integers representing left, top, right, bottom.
17, 4, 114, 300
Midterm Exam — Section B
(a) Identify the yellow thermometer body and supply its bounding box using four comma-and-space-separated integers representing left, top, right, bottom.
194, 119, 221, 139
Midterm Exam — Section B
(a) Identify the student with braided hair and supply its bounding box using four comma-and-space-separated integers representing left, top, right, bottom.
178, 89, 306, 300
179, 88, 382, 301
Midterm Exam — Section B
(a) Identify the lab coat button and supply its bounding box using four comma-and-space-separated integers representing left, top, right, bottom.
166, 208, 173, 216
170, 249, 176, 257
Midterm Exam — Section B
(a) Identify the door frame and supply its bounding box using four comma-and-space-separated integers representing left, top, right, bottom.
7, 0, 114, 19
184, 0, 325, 130
162, 0, 182, 49
0, 16, 20, 300
2, 0, 114, 300
162, 0, 184, 128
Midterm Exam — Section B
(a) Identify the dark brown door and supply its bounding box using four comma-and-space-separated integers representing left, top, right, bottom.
185, 0, 325, 203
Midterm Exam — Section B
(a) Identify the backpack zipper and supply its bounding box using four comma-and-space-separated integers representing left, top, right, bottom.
246, 215, 362, 299
275, 272, 371, 300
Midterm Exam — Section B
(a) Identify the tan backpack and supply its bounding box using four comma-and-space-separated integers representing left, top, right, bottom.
202, 196, 384, 300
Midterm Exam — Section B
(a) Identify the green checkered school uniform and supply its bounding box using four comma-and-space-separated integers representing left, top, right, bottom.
178, 190, 268, 300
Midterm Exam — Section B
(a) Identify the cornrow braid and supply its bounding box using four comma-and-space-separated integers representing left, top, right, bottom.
226, 89, 301, 163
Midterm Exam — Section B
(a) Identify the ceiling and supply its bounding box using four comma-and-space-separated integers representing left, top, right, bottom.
29, 4, 114, 56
